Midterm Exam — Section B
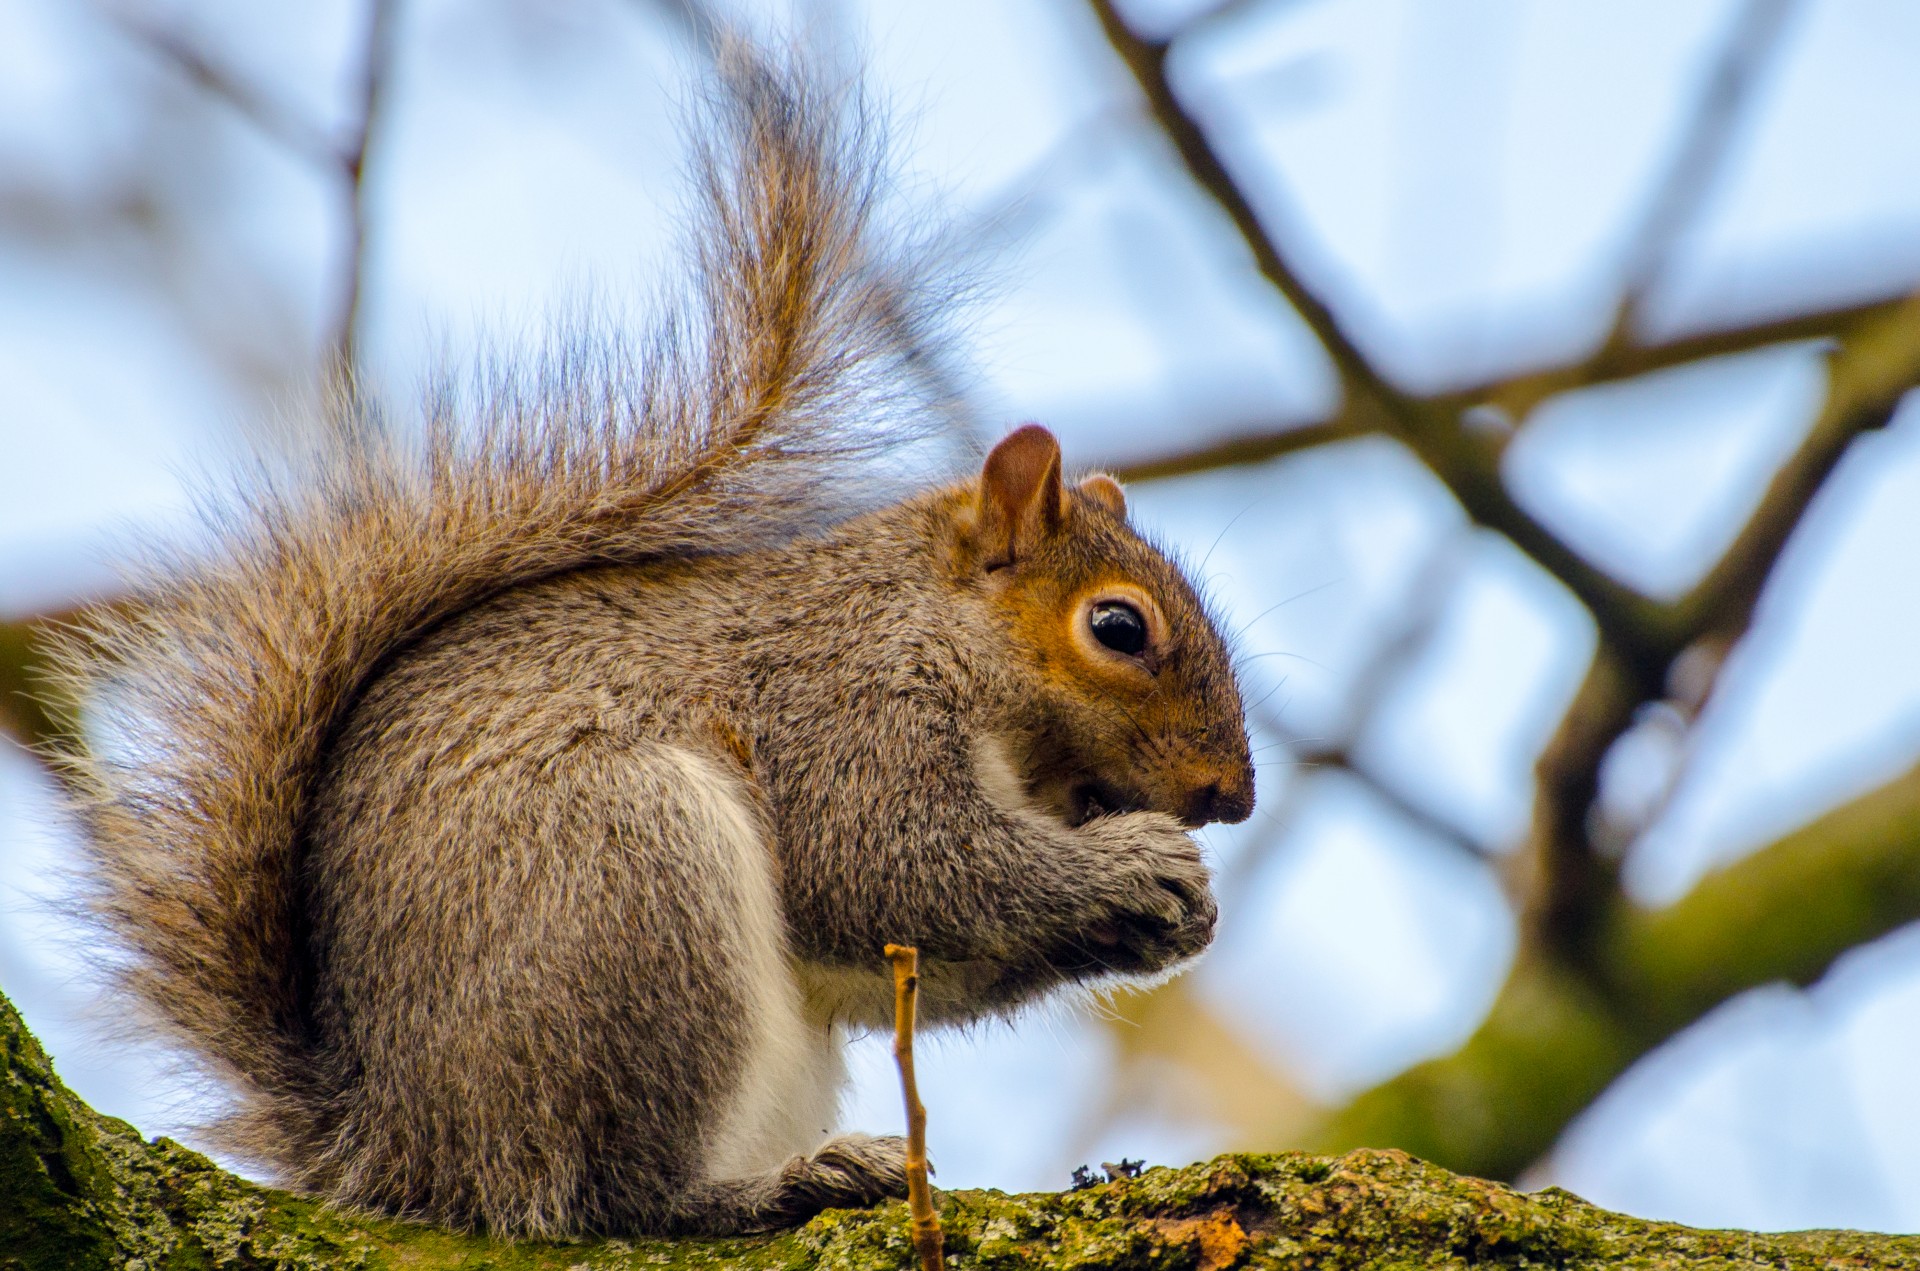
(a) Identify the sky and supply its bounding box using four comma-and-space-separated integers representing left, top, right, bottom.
4, 0, 1920, 1234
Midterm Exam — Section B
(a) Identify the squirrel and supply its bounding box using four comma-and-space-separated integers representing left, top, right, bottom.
45, 49, 1254, 1239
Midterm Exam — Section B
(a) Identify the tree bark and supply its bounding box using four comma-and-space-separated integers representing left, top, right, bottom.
5, 987, 1917, 1269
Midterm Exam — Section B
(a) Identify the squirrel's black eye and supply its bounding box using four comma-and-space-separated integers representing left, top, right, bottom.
1088, 602, 1148, 656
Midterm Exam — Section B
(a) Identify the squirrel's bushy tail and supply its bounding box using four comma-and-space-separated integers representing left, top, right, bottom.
46, 48, 958, 1175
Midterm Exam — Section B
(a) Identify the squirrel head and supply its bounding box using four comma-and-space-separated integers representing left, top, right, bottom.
955, 424, 1255, 830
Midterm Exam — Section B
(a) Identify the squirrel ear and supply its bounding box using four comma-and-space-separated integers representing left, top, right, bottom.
978, 424, 1067, 569
1078, 474, 1127, 517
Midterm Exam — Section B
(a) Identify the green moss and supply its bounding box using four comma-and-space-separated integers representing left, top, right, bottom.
8, 984, 1920, 1269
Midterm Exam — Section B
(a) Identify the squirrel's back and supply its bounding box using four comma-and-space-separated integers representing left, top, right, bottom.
47, 49, 958, 1218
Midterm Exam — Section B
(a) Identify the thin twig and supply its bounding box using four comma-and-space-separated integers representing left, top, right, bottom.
885, 944, 942, 1271
1281, 742, 1487, 862
1601, 0, 1800, 351
1237, 532, 1487, 864
111, 1, 400, 378
331, 0, 402, 375
1472, 288, 1913, 423
110, 11, 338, 167
1672, 291, 1920, 641
1111, 416, 1364, 482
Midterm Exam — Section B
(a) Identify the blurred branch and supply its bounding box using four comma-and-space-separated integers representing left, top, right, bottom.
1505, 649, 1636, 965
1242, 532, 1489, 862
1471, 289, 1916, 424
1672, 294, 1920, 642
1111, 416, 1366, 482
1509, 294, 1920, 965
1116, 295, 1916, 488
1083, 2, 1377, 397
1288, 747, 1486, 861
1309, 755, 1920, 1179
333, 0, 402, 374
114, 1, 399, 374
110, 12, 339, 167
1086, 0, 1670, 675
0, 615, 70, 757
1598, 0, 1800, 350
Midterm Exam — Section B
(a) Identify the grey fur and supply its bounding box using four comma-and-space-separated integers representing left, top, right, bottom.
45, 49, 1252, 1238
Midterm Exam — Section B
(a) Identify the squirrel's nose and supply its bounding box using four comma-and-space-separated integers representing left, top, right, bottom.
1181, 770, 1254, 827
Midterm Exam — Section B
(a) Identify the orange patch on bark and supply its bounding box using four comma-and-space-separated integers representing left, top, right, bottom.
1157, 1212, 1249, 1271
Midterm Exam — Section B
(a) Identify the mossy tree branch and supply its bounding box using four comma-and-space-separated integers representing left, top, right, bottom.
1310, 757, 1920, 1180
7, 981, 1920, 1270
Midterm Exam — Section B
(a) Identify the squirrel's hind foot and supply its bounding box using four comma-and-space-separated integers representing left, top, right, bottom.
674, 1132, 910, 1234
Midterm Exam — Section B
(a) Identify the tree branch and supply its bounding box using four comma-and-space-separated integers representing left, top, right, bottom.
9, 976, 1919, 1267
1598, 0, 1800, 350
1085, 0, 1671, 676
1671, 293, 1920, 642
1109, 292, 1919, 488
330, 0, 401, 375
111, 12, 340, 167
112, 3, 399, 376
1312, 756, 1920, 1180
1468, 289, 1916, 425
1505, 648, 1637, 963
1110, 416, 1366, 482
1505, 296, 1920, 965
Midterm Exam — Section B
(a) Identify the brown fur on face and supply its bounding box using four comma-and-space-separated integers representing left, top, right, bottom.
953, 426, 1254, 831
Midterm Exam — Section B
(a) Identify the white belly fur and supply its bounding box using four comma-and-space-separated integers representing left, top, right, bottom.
657, 747, 844, 1181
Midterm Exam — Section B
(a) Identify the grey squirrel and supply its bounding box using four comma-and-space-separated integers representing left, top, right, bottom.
47, 49, 1254, 1238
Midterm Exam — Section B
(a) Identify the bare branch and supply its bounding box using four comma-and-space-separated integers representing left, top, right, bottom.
1239, 531, 1488, 862
1471, 289, 1914, 423
111, 12, 339, 168
1602, 0, 1801, 344
1513, 293, 1920, 970
1110, 416, 1366, 482
1085, 0, 1668, 677
330, 0, 402, 375
1114, 290, 1916, 500
1504, 648, 1636, 964
1082, 1, 1389, 414
110, 3, 400, 376
1315, 755, 1920, 1180
884, 945, 943, 1271
1673, 293, 1920, 640
1285, 745, 1489, 863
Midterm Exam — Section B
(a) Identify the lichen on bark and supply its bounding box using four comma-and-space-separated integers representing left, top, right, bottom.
6, 984, 1918, 1270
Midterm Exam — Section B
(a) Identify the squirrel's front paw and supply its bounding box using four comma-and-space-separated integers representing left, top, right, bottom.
1060, 812, 1217, 975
